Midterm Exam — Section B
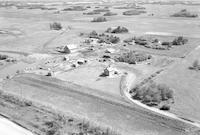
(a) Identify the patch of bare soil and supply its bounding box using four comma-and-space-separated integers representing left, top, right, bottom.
0, 90, 119, 135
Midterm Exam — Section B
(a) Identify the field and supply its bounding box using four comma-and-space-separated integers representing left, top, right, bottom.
154, 47, 200, 122
0, 1, 200, 135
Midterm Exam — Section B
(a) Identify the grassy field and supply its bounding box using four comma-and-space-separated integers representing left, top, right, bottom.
154, 47, 200, 121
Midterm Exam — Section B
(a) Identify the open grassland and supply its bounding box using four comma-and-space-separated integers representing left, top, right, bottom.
154, 47, 200, 122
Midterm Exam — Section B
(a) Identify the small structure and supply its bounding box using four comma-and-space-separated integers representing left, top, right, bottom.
56, 45, 71, 54
100, 68, 109, 77
100, 66, 120, 78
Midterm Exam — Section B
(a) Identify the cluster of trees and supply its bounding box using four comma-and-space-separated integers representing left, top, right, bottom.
132, 36, 188, 50
50, 22, 62, 30
131, 82, 174, 110
171, 9, 198, 18
172, 36, 188, 45
88, 31, 120, 44
123, 10, 146, 16
134, 37, 169, 50
62, 6, 87, 11
105, 26, 129, 34
189, 60, 200, 71
115, 51, 151, 64
98, 34, 120, 44
114, 4, 145, 10
91, 17, 107, 22
0, 54, 8, 60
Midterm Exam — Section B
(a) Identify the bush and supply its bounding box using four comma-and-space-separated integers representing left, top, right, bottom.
91, 17, 107, 22
0, 54, 8, 60
161, 41, 171, 46
171, 9, 198, 18
160, 104, 170, 111
123, 10, 146, 16
105, 26, 129, 34
103, 12, 117, 16
62, 6, 86, 11
50, 22, 62, 30
88, 30, 98, 38
172, 36, 188, 45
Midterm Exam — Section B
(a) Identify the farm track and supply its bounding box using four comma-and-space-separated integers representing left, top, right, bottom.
7, 74, 200, 134
0, 50, 29, 56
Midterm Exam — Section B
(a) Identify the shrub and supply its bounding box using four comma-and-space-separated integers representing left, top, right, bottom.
171, 9, 198, 18
50, 22, 62, 30
91, 17, 107, 22
0, 54, 8, 60
172, 36, 188, 45
134, 37, 148, 45
123, 10, 146, 16
160, 104, 170, 111
161, 41, 171, 46
62, 6, 86, 11
88, 30, 98, 38
105, 26, 129, 34
103, 12, 117, 16
46, 72, 52, 76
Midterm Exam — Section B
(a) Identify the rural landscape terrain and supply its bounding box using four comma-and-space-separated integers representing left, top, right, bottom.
0, 0, 200, 135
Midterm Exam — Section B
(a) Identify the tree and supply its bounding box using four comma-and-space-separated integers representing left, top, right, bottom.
50, 22, 62, 30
